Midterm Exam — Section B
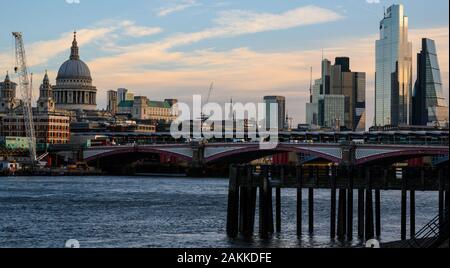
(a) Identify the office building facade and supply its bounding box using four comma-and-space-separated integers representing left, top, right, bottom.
1, 74, 70, 146
375, 4, 413, 126
107, 90, 118, 115
318, 95, 346, 129
264, 96, 286, 131
306, 58, 366, 131
412, 38, 449, 126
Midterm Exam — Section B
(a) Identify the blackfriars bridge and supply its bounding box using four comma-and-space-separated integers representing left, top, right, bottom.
79, 142, 448, 167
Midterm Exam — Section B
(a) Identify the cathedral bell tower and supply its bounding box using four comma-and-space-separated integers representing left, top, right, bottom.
0, 72, 20, 113
37, 71, 55, 113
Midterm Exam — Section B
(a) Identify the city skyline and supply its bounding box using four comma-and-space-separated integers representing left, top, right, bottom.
0, 0, 448, 127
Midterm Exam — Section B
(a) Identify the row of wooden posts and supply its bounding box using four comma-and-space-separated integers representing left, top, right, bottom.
226, 165, 450, 241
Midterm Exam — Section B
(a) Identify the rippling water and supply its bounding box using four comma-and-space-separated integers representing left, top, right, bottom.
0, 176, 439, 248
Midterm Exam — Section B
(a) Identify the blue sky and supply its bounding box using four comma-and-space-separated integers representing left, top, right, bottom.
0, 0, 448, 126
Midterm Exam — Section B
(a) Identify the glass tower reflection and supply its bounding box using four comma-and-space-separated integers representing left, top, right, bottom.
375, 4, 412, 126
412, 38, 449, 126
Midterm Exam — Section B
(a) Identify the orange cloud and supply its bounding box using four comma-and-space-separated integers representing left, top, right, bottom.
85, 26, 448, 127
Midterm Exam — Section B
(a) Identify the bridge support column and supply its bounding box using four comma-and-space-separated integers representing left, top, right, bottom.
226, 166, 239, 238
188, 141, 206, 177
240, 185, 256, 237
357, 189, 365, 239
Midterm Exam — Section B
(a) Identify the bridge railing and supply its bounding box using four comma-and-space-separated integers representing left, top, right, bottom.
67, 130, 449, 147
405, 208, 449, 248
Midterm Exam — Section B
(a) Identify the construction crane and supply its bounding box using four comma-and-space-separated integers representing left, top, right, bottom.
205, 82, 214, 104
13, 32, 37, 168
200, 82, 214, 122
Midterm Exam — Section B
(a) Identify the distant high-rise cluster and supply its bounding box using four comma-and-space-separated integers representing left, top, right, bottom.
306, 57, 366, 131
305, 4, 448, 131
373, 4, 448, 128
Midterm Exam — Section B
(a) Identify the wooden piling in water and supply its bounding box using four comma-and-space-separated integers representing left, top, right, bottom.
296, 167, 303, 237
365, 189, 374, 240
239, 185, 247, 235
330, 168, 337, 239
226, 166, 239, 237
445, 190, 449, 224
364, 169, 374, 240
347, 189, 353, 241
309, 188, 314, 234
375, 189, 381, 238
337, 189, 347, 240
247, 166, 257, 236
276, 187, 281, 233
259, 167, 270, 238
358, 189, 365, 239
347, 169, 354, 241
410, 189, 415, 238
268, 185, 274, 234
438, 168, 444, 228
401, 171, 407, 241
227, 164, 446, 242
275, 166, 285, 233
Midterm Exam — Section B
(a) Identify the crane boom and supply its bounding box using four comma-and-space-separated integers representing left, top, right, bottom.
199, 82, 214, 122
205, 82, 214, 104
12, 32, 37, 167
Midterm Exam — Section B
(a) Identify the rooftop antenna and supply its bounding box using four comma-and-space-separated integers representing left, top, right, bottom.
309, 66, 313, 103
229, 97, 234, 120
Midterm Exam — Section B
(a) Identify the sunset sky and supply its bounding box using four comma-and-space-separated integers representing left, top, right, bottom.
0, 0, 448, 126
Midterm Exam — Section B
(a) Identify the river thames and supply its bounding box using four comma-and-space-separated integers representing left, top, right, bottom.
0, 176, 439, 248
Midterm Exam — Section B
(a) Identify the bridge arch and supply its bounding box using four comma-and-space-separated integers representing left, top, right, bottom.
204, 144, 342, 164
84, 146, 192, 163
356, 147, 449, 165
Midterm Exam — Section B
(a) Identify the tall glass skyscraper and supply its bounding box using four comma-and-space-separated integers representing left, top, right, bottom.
375, 4, 412, 126
412, 38, 449, 126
